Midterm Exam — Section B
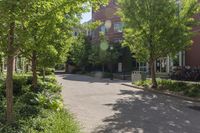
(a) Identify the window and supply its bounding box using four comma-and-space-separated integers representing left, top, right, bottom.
113, 38, 123, 43
100, 25, 106, 33
114, 22, 123, 33
139, 62, 147, 72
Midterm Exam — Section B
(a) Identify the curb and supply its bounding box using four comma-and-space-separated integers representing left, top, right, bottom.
122, 83, 200, 103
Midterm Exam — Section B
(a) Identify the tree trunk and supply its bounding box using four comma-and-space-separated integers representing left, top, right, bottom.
6, 22, 15, 123
150, 60, 157, 88
6, 55, 14, 123
32, 51, 37, 88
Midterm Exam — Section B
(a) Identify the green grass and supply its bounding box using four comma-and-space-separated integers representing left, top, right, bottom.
0, 110, 80, 133
134, 79, 200, 98
38, 110, 80, 133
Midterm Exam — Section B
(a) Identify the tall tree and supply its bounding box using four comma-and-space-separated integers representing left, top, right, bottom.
68, 35, 91, 69
22, 0, 109, 88
88, 42, 120, 72
0, 0, 35, 123
118, 0, 200, 88
0, 0, 109, 123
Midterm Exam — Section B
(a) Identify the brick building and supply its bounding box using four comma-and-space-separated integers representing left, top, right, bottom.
92, 0, 200, 74
186, 13, 200, 67
92, 0, 123, 43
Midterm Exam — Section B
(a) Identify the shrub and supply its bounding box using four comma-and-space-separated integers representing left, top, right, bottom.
39, 68, 55, 76
19, 105, 40, 118
158, 80, 188, 92
184, 84, 200, 97
36, 92, 63, 111
38, 82, 62, 93
44, 76, 57, 84
0, 75, 33, 96
26, 76, 33, 85
134, 79, 151, 87
19, 92, 39, 105
47, 110, 79, 133
0, 74, 79, 133
134, 79, 200, 98
35, 110, 80, 133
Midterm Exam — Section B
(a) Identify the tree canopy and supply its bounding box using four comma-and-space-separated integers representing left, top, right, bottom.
118, 0, 200, 87
0, 0, 109, 123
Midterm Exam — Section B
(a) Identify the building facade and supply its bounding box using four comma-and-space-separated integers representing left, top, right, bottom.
92, 0, 123, 43
92, 0, 200, 74
185, 13, 200, 67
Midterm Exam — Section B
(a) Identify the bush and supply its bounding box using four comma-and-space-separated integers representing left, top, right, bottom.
158, 80, 188, 92
44, 76, 57, 84
39, 68, 55, 76
31, 110, 80, 133
134, 80, 151, 87
45, 110, 79, 133
19, 105, 40, 117
0, 74, 80, 133
19, 92, 39, 105
38, 82, 62, 93
0, 110, 80, 133
36, 92, 63, 111
134, 79, 200, 98
0, 75, 33, 96
183, 84, 200, 97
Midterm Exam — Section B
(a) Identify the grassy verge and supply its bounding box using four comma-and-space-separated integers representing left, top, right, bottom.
0, 74, 80, 133
134, 79, 200, 98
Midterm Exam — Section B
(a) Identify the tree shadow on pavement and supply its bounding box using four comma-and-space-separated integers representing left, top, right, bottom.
57, 74, 128, 84
92, 90, 200, 133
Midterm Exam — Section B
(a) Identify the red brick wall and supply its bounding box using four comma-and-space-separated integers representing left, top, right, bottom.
185, 13, 200, 67
92, 0, 200, 67
92, 0, 123, 43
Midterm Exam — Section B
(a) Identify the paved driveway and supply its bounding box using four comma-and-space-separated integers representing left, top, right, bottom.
56, 74, 200, 133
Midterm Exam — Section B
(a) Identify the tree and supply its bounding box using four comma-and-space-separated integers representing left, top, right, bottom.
118, 0, 200, 88
0, 0, 36, 123
21, 0, 109, 88
0, 0, 109, 123
21, 1, 73, 88
68, 35, 91, 70
89, 41, 120, 72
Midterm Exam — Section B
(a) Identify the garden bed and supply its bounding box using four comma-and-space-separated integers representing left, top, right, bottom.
0, 74, 80, 133
133, 79, 200, 99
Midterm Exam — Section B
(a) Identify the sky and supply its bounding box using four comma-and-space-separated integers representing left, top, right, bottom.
81, 11, 92, 24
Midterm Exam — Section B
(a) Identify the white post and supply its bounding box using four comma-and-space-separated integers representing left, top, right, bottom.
167, 56, 170, 73
146, 63, 149, 73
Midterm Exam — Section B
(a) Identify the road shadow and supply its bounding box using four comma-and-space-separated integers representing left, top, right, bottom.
92, 90, 200, 133
56, 74, 129, 84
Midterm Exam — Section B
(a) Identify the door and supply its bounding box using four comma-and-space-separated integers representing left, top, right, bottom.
156, 58, 167, 73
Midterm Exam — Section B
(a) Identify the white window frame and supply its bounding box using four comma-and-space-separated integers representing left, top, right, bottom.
114, 22, 123, 33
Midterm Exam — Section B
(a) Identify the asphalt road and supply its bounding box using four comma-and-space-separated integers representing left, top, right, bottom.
56, 74, 200, 133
